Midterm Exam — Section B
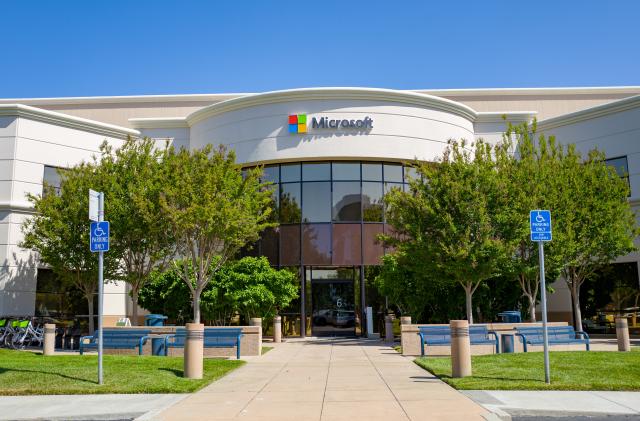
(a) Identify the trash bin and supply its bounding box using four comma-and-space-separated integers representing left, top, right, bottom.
501, 333, 515, 353
498, 311, 522, 323
144, 314, 167, 356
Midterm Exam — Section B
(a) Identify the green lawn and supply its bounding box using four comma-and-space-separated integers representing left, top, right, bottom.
0, 349, 244, 395
415, 351, 640, 390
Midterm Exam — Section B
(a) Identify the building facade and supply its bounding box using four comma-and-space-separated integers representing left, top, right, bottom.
1, 86, 639, 334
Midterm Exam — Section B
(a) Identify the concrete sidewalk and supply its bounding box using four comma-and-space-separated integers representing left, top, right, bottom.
0, 393, 186, 420
464, 390, 640, 419
145, 338, 490, 421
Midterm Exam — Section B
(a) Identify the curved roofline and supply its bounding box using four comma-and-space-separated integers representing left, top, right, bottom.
185, 87, 479, 125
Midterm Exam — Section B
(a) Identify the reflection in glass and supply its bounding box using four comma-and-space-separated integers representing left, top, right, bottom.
280, 183, 301, 223
404, 165, 419, 181
281, 163, 301, 182
332, 182, 361, 221
363, 224, 384, 265
332, 162, 360, 180
362, 182, 383, 222
384, 164, 403, 182
302, 163, 330, 181
261, 165, 279, 183
302, 182, 331, 222
265, 184, 278, 222
302, 224, 331, 265
333, 224, 361, 266
362, 163, 382, 181
280, 225, 300, 266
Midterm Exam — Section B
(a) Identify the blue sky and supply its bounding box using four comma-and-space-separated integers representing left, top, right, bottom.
2, 1, 639, 97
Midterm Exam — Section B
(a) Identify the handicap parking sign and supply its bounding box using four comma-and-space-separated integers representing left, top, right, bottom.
90, 221, 110, 252
530, 210, 551, 242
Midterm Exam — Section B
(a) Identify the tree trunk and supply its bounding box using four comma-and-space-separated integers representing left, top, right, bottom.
87, 295, 95, 334
570, 283, 584, 332
131, 289, 139, 326
527, 294, 537, 322
193, 293, 201, 324
464, 285, 474, 324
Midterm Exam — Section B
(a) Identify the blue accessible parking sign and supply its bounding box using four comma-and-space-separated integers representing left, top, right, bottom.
90, 221, 110, 252
530, 210, 552, 242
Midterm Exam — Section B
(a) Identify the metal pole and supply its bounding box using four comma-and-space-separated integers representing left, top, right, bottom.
538, 241, 550, 384
98, 192, 104, 385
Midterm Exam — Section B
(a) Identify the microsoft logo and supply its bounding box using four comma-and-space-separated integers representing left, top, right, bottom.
288, 114, 307, 134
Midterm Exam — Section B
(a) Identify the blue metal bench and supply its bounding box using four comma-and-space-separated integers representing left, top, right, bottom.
164, 327, 243, 359
79, 328, 152, 355
515, 326, 590, 352
418, 325, 499, 356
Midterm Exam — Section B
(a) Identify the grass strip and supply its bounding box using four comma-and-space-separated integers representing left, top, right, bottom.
0, 349, 244, 395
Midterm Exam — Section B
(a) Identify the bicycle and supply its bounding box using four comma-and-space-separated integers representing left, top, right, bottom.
10, 319, 44, 349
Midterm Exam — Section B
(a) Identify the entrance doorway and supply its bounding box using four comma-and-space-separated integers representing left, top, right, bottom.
311, 279, 356, 336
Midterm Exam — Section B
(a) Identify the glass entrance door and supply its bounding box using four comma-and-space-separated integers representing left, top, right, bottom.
311, 279, 356, 336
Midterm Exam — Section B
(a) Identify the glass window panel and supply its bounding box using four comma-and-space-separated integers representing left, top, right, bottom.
362, 162, 382, 181
332, 224, 362, 266
384, 182, 404, 195
43, 166, 62, 196
384, 164, 403, 182
280, 225, 300, 266
302, 224, 331, 265
363, 224, 384, 265
261, 227, 279, 266
332, 181, 361, 222
265, 184, 278, 222
605, 156, 629, 177
404, 165, 419, 181
302, 163, 330, 181
362, 182, 383, 222
332, 162, 360, 180
280, 183, 301, 223
261, 165, 279, 183
302, 182, 331, 222
281, 163, 301, 182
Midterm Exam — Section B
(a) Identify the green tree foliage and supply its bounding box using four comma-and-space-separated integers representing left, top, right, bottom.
552, 146, 637, 332
21, 165, 119, 333
158, 146, 276, 323
97, 137, 175, 325
138, 257, 298, 325
383, 140, 508, 323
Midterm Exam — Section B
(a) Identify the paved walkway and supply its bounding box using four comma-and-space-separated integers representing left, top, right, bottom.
464, 390, 640, 419
147, 338, 489, 421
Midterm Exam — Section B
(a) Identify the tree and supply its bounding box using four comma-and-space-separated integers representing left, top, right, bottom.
496, 121, 564, 321
159, 146, 276, 323
383, 140, 508, 323
97, 137, 175, 325
21, 164, 118, 333
138, 257, 298, 325
553, 146, 637, 332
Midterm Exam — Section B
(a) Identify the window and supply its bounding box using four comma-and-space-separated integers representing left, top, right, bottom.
261, 165, 279, 183
280, 183, 301, 223
302, 182, 331, 222
362, 163, 382, 181
281, 163, 301, 182
332, 162, 360, 180
332, 181, 361, 221
362, 182, 383, 222
605, 156, 630, 193
43, 166, 62, 196
383, 164, 403, 182
302, 163, 330, 181
302, 224, 331, 265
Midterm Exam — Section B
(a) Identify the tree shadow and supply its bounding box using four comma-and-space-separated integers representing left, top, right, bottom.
0, 367, 95, 384
158, 367, 184, 378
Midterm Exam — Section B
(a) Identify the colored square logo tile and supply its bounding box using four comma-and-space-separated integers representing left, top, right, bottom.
298, 123, 307, 133
289, 123, 298, 133
288, 115, 298, 124
298, 114, 307, 124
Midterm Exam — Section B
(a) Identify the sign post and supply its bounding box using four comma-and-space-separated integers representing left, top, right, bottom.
530, 210, 552, 384
89, 190, 108, 385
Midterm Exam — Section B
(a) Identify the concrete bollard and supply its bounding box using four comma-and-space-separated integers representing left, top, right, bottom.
184, 323, 204, 379
400, 316, 411, 325
385, 316, 394, 342
43, 323, 55, 356
450, 320, 472, 378
273, 316, 282, 343
616, 317, 631, 352
250, 317, 262, 354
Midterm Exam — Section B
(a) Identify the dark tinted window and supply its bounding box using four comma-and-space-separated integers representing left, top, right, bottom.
261, 165, 279, 183
332, 182, 361, 222
281, 163, 301, 182
43, 166, 62, 196
280, 183, 301, 223
280, 225, 300, 266
302, 163, 330, 181
362, 182, 383, 222
302, 182, 331, 222
302, 224, 331, 265
332, 162, 360, 180
363, 224, 384, 265
333, 224, 361, 266
605, 156, 629, 177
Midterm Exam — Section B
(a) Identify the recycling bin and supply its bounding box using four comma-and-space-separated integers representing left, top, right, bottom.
501, 333, 515, 353
144, 314, 168, 356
